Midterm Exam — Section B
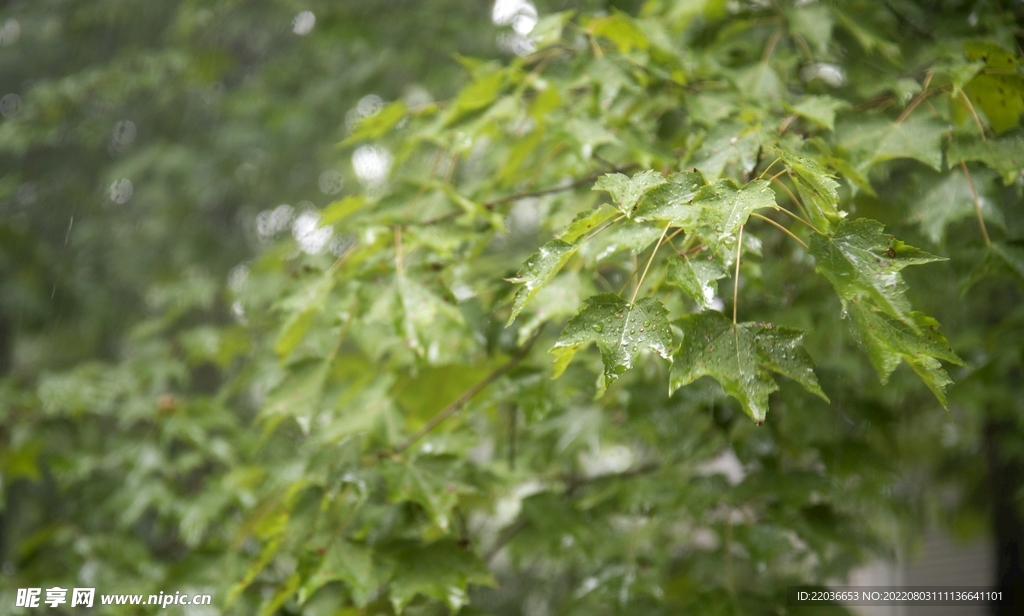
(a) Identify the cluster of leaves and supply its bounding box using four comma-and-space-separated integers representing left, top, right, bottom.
3, 1, 1024, 615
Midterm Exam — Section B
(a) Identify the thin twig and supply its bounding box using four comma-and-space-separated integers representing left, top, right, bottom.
631, 223, 671, 304
422, 168, 630, 227
483, 167, 632, 208
960, 161, 991, 248
751, 212, 808, 249
733, 225, 744, 325
391, 328, 543, 455
896, 72, 934, 123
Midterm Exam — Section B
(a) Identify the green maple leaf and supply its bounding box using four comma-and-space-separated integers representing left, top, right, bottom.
777, 150, 841, 231
809, 219, 944, 327
909, 170, 1002, 244
387, 540, 495, 613
397, 275, 471, 362
693, 178, 776, 238
947, 133, 1024, 185
837, 115, 948, 172
790, 95, 848, 131
683, 178, 777, 262
551, 293, 673, 394
509, 206, 623, 324
688, 124, 761, 180
300, 540, 376, 606
964, 242, 1024, 289
380, 458, 469, 532
633, 171, 706, 227
508, 239, 579, 325
559, 205, 620, 242
849, 303, 964, 407
669, 311, 828, 424
593, 169, 667, 216
667, 255, 727, 310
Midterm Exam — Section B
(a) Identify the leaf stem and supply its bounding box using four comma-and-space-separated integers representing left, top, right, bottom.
733, 225, 744, 325
632, 223, 671, 304
391, 327, 543, 455
771, 202, 816, 232
585, 214, 625, 241
758, 157, 783, 180
751, 212, 808, 249
394, 226, 404, 276
960, 161, 991, 248
958, 89, 987, 141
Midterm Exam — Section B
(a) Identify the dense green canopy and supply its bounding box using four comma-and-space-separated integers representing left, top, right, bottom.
2, 1, 1024, 615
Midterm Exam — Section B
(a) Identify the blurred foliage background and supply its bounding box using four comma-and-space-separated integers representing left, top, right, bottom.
1, 1, 1023, 615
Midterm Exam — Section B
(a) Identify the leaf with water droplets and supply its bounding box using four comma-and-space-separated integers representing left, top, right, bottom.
669, 311, 828, 424
633, 171, 706, 227
693, 178, 776, 238
848, 302, 964, 408
560, 205, 620, 243
550, 293, 672, 395
809, 219, 943, 328
777, 149, 841, 231
593, 170, 666, 217
667, 255, 727, 310
687, 178, 776, 261
507, 239, 579, 325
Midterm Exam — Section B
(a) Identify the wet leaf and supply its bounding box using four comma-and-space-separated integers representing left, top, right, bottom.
777, 150, 841, 230
560, 205, 620, 243
508, 239, 579, 324
633, 171, 706, 227
593, 170, 667, 216
667, 255, 727, 309
551, 293, 672, 394
849, 303, 964, 407
669, 311, 827, 424
809, 219, 943, 327
691, 178, 777, 255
